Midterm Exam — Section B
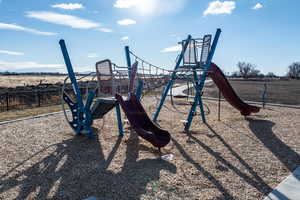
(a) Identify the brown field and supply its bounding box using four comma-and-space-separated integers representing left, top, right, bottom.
1, 75, 299, 105
198, 79, 300, 106
0, 75, 67, 88
0, 105, 62, 122
0, 97, 299, 200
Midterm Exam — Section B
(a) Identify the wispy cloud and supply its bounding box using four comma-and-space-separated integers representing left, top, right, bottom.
51, 3, 84, 10
0, 49, 24, 56
117, 18, 136, 25
0, 60, 63, 71
121, 36, 129, 40
252, 3, 263, 10
114, 0, 135, 8
160, 45, 181, 53
0, 23, 56, 35
114, 0, 186, 16
26, 11, 100, 29
98, 28, 113, 33
87, 53, 99, 58
203, 1, 236, 16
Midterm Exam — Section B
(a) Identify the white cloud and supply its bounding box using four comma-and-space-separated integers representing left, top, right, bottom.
26, 11, 100, 29
114, 0, 185, 16
160, 45, 181, 53
73, 66, 94, 73
0, 60, 63, 71
121, 36, 129, 40
0, 23, 56, 36
252, 3, 263, 10
0, 49, 24, 56
98, 28, 113, 32
203, 1, 236, 15
51, 3, 84, 10
114, 0, 136, 8
87, 53, 99, 58
117, 18, 136, 25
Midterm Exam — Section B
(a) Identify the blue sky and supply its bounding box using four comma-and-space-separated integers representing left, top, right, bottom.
0, 0, 299, 75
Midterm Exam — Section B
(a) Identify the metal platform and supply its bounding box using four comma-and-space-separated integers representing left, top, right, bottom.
91, 97, 117, 119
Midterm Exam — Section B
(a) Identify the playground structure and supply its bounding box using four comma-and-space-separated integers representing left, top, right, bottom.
59, 39, 171, 148
59, 28, 260, 145
152, 28, 260, 132
152, 29, 221, 132
2, 29, 299, 200
59, 40, 124, 139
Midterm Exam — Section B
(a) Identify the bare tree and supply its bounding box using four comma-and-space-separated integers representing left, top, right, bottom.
231, 71, 240, 78
249, 69, 261, 78
287, 62, 300, 79
237, 62, 260, 78
266, 72, 276, 78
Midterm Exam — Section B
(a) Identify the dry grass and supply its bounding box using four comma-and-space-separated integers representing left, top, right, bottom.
203, 79, 300, 105
0, 97, 299, 200
0, 75, 66, 88
0, 105, 62, 122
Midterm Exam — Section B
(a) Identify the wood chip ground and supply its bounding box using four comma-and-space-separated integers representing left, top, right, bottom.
0, 97, 299, 200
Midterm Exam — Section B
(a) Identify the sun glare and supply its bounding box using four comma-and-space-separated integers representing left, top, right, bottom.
135, 0, 157, 15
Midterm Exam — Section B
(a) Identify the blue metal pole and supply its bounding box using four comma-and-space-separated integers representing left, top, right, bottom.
84, 91, 95, 110
152, 35, 192, 122
205, 28, 221, 68
184, 29, 221, 132
125, 46, 132, 79
195, 28, 221, 97
115, 104, 124, 136
184, 71, 204, 132
59, 39, 84, 108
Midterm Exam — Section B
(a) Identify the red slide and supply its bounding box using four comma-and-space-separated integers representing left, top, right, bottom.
115, 93, 170, 149
208, 63, 260, 116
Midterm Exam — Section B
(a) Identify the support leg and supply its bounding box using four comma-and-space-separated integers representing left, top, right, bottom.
152, 81, 173, 122
197, 95, 206, 123
184, 95, 199, 132
115, 104, 124, 136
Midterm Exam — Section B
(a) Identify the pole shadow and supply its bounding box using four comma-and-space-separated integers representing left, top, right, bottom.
247, 118, 300, 173
171, 137, 235, 199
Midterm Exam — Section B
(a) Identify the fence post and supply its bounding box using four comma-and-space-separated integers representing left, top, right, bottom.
37, 90, 41, 107
6, 92, 9, 111
262, 83, 267, 109
218, 89, 221, 121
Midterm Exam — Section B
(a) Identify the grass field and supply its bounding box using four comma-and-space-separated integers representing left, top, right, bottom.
202, 79, 300, 105
0, 76, 299, 124
0, 105, 62, 122
0, 75, 66, 88
1, 75, 299, 106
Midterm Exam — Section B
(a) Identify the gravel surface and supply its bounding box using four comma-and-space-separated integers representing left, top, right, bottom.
0, 97, 299, 200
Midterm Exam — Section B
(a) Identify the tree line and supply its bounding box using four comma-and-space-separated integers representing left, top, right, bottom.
230, 62, 300, 79
0, 72, 65, 76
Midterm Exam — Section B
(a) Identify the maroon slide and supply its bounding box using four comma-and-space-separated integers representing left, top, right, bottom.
115, 93, 170, 149
208, 63, 260, 116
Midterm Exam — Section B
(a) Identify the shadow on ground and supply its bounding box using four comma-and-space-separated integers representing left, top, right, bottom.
172, 122, 293, 199
0, 129, 176, 200
247, 119, 300, 173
